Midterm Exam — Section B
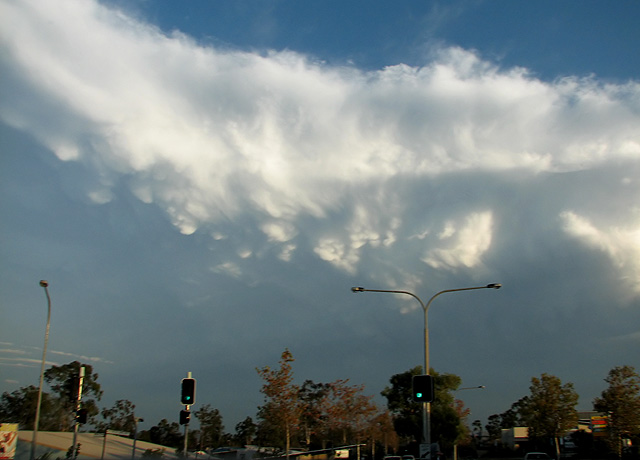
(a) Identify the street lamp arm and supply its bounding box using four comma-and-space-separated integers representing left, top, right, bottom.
425, 284, 501, 311
351, 287, 426, 309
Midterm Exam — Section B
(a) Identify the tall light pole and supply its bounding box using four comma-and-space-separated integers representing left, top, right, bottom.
31, 280, 52, 460
351, 283, 501, 459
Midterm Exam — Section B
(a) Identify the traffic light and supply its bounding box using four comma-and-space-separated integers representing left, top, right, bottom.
181, 378, 196, 405
412, 374, 434, 403
76, 408, 88, 424
179, 409, 191, 425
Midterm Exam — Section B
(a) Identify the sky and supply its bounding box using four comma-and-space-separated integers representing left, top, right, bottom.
1, 0, 640, 436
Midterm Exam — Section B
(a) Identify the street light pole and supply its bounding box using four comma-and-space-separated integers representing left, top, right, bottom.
31, 280, 52, 460
351, 283, 501, 459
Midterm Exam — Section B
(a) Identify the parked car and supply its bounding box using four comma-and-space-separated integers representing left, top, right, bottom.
524, 453, 551, 460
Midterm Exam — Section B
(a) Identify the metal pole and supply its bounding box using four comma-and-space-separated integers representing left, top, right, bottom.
351, 283, 501, 459
132, 417, 143, 460
184, 411, 189, 458
72, 366, 85, 458
184, 371, 192, 458
31, 280, 52, 460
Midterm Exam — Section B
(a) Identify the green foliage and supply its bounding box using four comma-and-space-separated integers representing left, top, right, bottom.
0, 385, 56, 430
96, 399, 137, 433
195, 404, 225, 449
0, 361, 103, 431
593, 365, 640, 454
381, 366, 466, 452
144, 419, 183, 448
44, 361, 103, 430
523, 373, 579, 444
234, 416, 257, 446
381, 366, 422, 444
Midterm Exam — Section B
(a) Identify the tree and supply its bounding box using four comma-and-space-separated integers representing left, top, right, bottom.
368, 410, 399, 457
521, 373, 578, 457
0, 361, 103, 431
0, 385, 57, 430
485, 395, 531, 442
256, 349, 302, 455
142, 419, 183, 448
381, 367, 465, 454
44, 361, 103, 430
298, 380, 331, 448
431, 371, 465, 453
381, 366, 422, 445
234, 416, 257, 446
195, 404, 225, 450
97, 399, 137, 433
593, 365, 640, 456
485, 414, 502, 443
325, 379, 378, 445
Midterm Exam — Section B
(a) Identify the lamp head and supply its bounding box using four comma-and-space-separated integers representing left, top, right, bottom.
39, 280, 49, 287
486, 283, 501, 289
351, 287, 365, 292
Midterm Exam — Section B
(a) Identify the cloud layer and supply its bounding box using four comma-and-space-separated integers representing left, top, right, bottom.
2, 0, 640, 428
3, 0, 640, 292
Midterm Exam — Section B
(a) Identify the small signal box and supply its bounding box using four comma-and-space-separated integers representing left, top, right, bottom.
412, 374, 434, 403
181, 378, 196, 405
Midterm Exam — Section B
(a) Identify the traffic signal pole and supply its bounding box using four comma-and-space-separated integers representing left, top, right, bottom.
181, 372, 196, 457
71, 366, 85, 459
183, 405, 190, 457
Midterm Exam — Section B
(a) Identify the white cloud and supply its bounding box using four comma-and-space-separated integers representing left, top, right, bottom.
561, 211, 640, 293
1, 0, 640, 295
423, 211, 494, 271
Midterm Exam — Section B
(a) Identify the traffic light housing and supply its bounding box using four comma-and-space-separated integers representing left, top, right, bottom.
412, 374, 434, 403
181, 378, 196, 405
76, 408, 88, 424
179, 409, 191, 425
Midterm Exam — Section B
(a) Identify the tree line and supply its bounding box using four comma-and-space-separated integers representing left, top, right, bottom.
1, 353, 639, 459
483, 366, 640, 459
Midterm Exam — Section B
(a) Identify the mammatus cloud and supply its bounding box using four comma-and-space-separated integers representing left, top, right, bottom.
1, 0, 640, 294
561, 211, 640, 294
422, 211, 493, 270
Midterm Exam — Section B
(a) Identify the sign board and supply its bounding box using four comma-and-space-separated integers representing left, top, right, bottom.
335, 450, 350, 459
590, 416, 608, 437
0, 423, 18, 460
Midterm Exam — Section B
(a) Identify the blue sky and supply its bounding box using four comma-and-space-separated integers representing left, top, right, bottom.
1, 0, 640, 435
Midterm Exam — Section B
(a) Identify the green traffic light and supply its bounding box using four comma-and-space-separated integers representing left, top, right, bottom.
416, 393, 423, 398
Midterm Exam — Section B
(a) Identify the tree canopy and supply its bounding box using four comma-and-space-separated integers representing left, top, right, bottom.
381, 366, 467, 454
593, 365, 640, 455
2, 356, 636, 460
